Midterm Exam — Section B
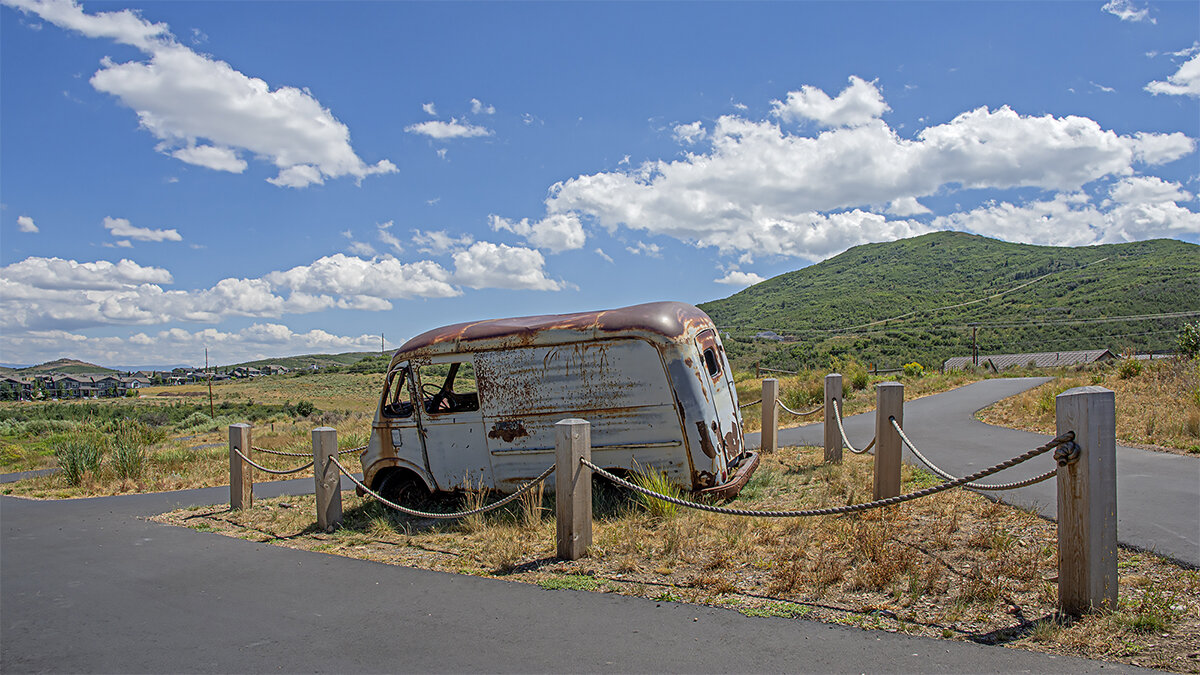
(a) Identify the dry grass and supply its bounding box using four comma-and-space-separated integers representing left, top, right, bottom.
155, 445, 1200, 672
979, 358, 1200, 454
1, 412, 372, 499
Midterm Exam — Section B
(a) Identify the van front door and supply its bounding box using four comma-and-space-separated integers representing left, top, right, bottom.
696, 329, 742, 464
414, 357, 495, 491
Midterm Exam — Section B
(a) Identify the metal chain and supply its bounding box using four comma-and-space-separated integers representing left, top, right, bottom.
777, 400, 823, 417
329, 455, 555, 520
888, 418, 1057, 491
231, 447, 314, 475
581, 431, 1074, 518
250, 445, 311, 458
832, 399, 875, 454
739, 398, 762, 410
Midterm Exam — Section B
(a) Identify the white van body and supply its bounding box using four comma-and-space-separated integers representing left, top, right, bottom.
360, 301, 758, 500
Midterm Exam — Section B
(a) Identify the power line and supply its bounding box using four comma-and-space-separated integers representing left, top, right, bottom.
720, 310, 1199, 337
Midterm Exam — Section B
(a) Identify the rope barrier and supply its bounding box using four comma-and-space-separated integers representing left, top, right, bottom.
777, 400, 822, 417
231, 447, 314, 475
338, 444, 368, 455
832, 399, 874, 454
251, 445, 310, 458
739, 398, 762, 410
329, 455, 555, 520
888, 418, 1057, 491
581, 430, 1074, 518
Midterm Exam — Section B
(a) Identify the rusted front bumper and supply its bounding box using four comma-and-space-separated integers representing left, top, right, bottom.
697, 451, 759, 500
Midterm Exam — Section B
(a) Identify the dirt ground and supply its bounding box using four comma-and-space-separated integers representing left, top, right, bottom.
155, 447, 1200, 673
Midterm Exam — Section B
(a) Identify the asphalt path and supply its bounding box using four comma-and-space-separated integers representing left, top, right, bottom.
3, 481, 1138, 674
745, 377, 1200, 568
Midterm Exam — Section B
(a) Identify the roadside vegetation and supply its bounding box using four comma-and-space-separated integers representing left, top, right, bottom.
157, 444, 1200, 672
979, 356, 1200, 455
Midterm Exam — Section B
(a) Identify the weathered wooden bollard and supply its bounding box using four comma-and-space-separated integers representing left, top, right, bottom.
1055, 386, 1117, 615
555, 418, 592, 561
228, 423, 252, 510
824, 373, 843, 463
873, 382, 903, 499
761, 378, 779, 454
313, 426, 342, 533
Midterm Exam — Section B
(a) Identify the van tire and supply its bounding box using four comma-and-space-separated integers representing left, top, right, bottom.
376, 469, 423, 505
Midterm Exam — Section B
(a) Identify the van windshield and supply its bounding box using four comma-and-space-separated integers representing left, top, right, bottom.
381, 366, 415, 418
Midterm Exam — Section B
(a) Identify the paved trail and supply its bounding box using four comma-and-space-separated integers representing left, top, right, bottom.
745, 377, 1200, 567
3, 483, 1137, 673
0, 378, 1184, 672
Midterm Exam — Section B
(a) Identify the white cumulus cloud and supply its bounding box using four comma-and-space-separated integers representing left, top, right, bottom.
714, 270, 766, 287
6, 0, 396, 188
103, 216, 182, 242
673, 121, 707, 145
771, 76, 890, 127
470, 98, 495, 115
405, 118, 492, 140
413, 229, 475, 255
1146, 53, 1200, 97
452, 242, 563, 291
489, 213, 586, 253
17, 215, 39, 233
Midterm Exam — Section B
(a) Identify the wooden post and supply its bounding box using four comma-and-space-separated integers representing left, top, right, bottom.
755, 362, 761, 379
228, 423, 252, 510
761, 378, 779, 455
1055, 386, 1117, 616
555, 419, 592, 560
313, 426, 342, 533
824, 373, 843, 463
873, 382, 903, 499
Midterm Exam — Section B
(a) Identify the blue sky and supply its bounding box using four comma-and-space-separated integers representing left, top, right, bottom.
2, 0, 1198, 368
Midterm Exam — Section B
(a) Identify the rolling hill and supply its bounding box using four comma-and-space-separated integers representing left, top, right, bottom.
699, 232, 1200, 371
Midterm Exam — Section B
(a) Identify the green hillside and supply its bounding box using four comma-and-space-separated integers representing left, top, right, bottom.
700, 232, 1200, 371
225, 352, 381, 371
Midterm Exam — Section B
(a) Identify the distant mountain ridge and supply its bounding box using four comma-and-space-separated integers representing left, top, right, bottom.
699, 232, 1200, 370
0, 352, 382, 377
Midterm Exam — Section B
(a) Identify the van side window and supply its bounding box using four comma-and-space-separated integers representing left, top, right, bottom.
697, 329, 723, 379
418, 361, 480, 415
382, 367, 414, 418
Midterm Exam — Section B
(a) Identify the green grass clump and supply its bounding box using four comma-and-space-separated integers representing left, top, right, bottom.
538, 574, 602, 592
55, 436, 106, 486
631, 465, 681, 520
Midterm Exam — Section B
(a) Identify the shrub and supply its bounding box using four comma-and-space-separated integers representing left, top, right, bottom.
902, 362, 925, 378
55, 437, 106, 486
1177, 322, 1200, 359
295, 400, 316, 417
1117, 358, 1142, 380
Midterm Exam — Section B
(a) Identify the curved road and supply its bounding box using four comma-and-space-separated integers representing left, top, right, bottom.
0, 378, 1186, 672
746, 377, 1200, 568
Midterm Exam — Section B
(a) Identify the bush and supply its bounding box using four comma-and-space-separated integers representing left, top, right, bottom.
55, 437, 106, 486
1117, 358, 1142, 380
295, 400, 316, 417
902, 362, 925, 378
1177, 322, 1200, 359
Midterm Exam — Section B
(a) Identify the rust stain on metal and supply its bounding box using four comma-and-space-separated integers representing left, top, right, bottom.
695, 420, 717, 458
488, 420, 530, 443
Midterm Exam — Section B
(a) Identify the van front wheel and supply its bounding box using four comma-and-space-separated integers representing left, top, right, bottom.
376, 470, 423, 505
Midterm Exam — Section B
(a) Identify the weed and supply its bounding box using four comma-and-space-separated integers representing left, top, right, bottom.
1118, 588, 1178, 633
111, 420, 149, 480
739, 600, 811, 619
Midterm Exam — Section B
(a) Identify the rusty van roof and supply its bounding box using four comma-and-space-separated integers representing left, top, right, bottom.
394, 301, 716, 359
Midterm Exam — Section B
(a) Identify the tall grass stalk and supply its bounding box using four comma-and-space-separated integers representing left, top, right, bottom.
111, 420, 148, 481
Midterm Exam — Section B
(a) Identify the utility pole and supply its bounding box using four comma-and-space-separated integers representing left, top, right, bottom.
970, 323, 979, 366
381, 332, 385, 355
206, 347, 215, 420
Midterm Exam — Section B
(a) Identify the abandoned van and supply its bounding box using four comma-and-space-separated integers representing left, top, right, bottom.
360, 301, 759, 502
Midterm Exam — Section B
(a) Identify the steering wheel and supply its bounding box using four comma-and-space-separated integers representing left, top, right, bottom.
421, 383, 460, 411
